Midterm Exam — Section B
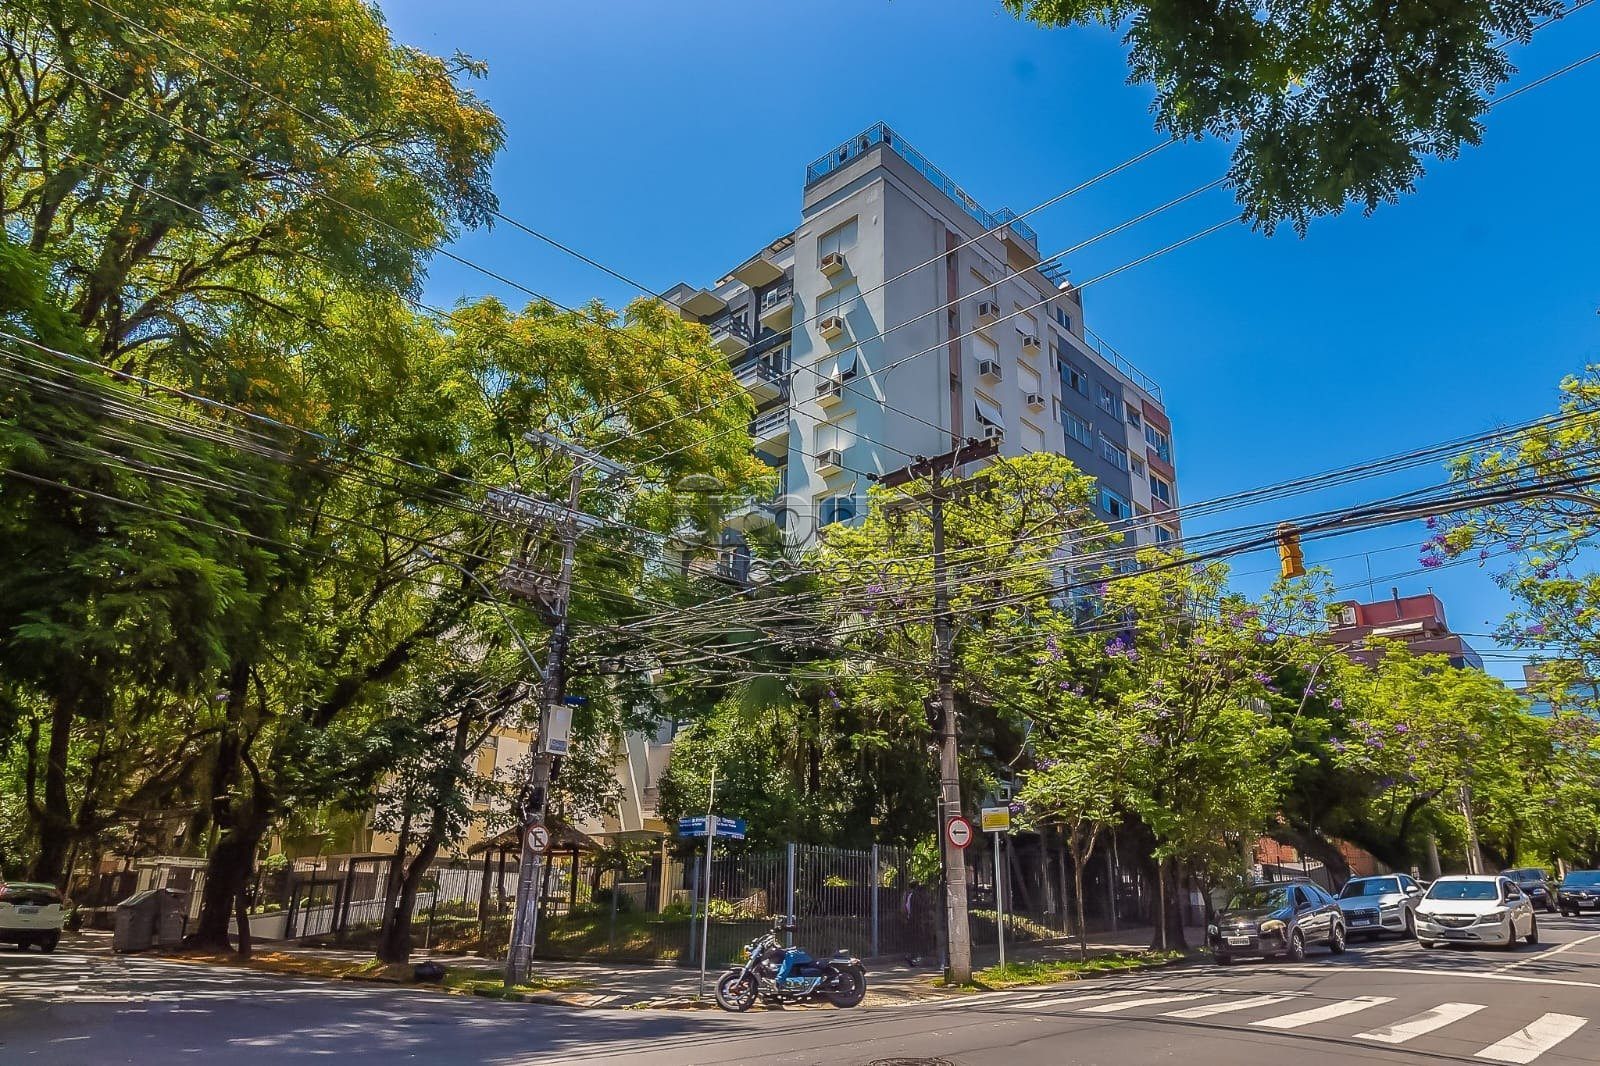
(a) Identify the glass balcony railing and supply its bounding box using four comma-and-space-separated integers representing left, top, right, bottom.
805, 123, 1038, 250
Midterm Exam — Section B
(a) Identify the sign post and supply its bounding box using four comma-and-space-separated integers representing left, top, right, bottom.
981, 806, 1011, 968
699, 770, 716, 1000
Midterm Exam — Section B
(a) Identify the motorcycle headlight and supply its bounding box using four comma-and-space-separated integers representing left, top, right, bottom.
1206, 924, 1218, 936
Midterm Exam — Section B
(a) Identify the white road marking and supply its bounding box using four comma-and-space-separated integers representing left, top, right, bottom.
1254, 995, 1393, 1030
1356, 1002, 1486, 1044
1495, 932, 1600, 973
1077, 992, 1211, 1013
1163, 994, 1296, 1019
1005, 989, 1141, 1011
1474, 1013, 1587, 1063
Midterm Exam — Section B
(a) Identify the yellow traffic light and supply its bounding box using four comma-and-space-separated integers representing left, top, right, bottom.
1277, 522, 1306, 579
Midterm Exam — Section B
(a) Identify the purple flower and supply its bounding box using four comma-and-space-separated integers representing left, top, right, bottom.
1008, 801, 1025, 815
1330, 738, 1347, 754
1330, 697, 1344, 710
1139, 732, 1161, 747
1420, 554, 1444, 569
1394, 723, 1411, 735
1059, 681, 1073, 691
866, 582, 884, 596
1526, 624, 1547, 637
1365, 737, 1386, 751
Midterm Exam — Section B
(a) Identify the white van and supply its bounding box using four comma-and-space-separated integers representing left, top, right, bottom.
0, 882, 64, 952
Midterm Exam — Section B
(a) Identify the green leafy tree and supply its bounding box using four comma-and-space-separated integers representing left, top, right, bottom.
1003, 0, 1563, 232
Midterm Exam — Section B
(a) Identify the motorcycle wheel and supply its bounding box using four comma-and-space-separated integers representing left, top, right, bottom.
825, 965, 867, 1009
715, 970, 758, 1013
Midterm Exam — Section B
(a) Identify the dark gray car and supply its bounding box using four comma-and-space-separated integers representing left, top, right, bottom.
1501, 867, 1558, 913
1208, 880, 1347, 964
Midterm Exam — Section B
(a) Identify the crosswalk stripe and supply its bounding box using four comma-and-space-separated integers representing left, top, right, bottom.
1474, 1013, 1587, 1064
1006, 989, 1141, 1011
1078, 992, 1211, 1013
1254, 996, 1394, 1030
1164, 994, 1296, 1020
1356, 1002, 1487, 1044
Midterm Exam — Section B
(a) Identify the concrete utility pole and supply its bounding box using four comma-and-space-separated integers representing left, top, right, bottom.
499, 431, 626, 988
878, 436, 998, 985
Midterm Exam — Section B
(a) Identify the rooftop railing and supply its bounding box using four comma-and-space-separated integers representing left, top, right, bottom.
804, 123, 1038, 249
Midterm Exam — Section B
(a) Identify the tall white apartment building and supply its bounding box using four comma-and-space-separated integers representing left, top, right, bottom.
664, 123, 1179, 558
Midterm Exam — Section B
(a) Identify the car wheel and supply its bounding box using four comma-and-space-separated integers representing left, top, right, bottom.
1212, 951, 1232, 965
1526, 915, 1539, 946
1404, 911, 1416, 939
40, 934, 58, 954
1328, 921, 1347, 955
1286, 930, 1307, 962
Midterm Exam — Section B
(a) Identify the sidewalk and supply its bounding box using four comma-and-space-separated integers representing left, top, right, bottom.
69, 925, 1200, 1009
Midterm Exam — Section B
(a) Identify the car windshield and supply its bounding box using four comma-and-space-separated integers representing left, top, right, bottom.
1426, 880, 1500, 901
1340, 877, 1400, 898
1562, 871, 1600, 887
1226, 886, 1290, 911
1502, 868, 1544, 881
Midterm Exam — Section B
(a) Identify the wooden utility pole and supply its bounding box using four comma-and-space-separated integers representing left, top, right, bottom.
879, 436, 998, 985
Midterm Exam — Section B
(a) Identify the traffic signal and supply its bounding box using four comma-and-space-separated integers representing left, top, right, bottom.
1276, 521, 1306, 579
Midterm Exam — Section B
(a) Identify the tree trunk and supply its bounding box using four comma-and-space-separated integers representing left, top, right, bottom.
1147, 857, 1187, 952
191, 816, 268, 949
26, 696, 76, 885
378, 797, 414, 946
376, 835, 443, 965
1072, 853, 1089, 961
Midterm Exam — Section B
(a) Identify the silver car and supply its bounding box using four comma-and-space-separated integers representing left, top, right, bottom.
1336, 874, 1425, 939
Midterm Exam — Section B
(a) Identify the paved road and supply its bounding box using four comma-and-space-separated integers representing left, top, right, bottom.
6, 917, 1600, 1064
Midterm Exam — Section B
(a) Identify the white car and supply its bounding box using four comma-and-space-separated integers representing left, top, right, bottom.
0, 882, 64, 952
1415, 875, 1538, 950
1336, 874, 1425, 939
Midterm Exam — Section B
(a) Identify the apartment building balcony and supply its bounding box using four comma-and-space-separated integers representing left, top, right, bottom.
708, 311, 751, 356
725, 498, 777, 532
750, 406, 789, 452
734, 359, 785, 403
732, 254, 786, 289
759, 284, 794, 330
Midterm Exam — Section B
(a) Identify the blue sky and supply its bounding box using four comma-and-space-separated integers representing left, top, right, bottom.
377, 0, 1599, 680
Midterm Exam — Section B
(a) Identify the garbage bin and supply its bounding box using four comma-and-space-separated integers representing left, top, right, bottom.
113, 888, 187, 953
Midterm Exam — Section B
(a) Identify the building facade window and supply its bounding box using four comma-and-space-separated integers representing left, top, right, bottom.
1145, 424, 1172, 462
1053, 306, 1072, 332
818, 281, 860, 318
1101, 487, 1130, 520
1100, 436, 1128, 471
1097, 383, 1121, 418
819, 494, 856, 527
1151, 474, 1173, 505
1155, 524, 1174, 545
1064, 410, 1092, 449
819, 218, 857, 259
1127, 407, 1142, 429
1131, 456, 1146, 478
1059, 358, 1089, 397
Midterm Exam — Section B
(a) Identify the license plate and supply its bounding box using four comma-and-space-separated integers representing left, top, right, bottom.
1227, 936, 1251, 946
1442, 930, 1471, 939
1351, 919, 1373, 927
15, 906, 38, 915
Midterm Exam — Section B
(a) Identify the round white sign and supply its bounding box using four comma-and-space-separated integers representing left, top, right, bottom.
527, 824, 552, 852
946, 816, 974, 850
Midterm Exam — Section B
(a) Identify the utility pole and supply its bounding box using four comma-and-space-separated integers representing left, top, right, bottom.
497, 430, 626, 987
879, 436, 998, 985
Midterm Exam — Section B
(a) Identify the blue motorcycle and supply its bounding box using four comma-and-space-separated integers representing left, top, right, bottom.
714, 916, 867, 1012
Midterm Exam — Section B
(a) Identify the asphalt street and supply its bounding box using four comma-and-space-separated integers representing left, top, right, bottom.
6, 917, 1600, 1065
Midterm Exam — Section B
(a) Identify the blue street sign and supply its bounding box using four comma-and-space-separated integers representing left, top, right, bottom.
677, 815, 746, 840
563, 695, 589, 706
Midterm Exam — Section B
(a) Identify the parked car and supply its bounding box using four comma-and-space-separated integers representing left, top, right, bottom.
0, 882, 64, 952
1208, 880, 1347, 965
1557, 870, 1600, 916
1336, 873, 1425, 939
1415, 875, 1538, 949
1500, 867, 1558, 913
